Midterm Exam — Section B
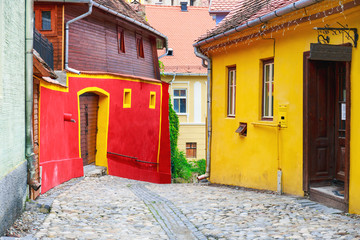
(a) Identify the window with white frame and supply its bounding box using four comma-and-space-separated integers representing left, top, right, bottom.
227, 66, 236, 117
173, 89, 186, 113
262, 60, 274, 119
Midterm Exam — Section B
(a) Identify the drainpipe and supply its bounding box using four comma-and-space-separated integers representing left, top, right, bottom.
25, 0, 41, 191
194, 47, 211, 181
65, 0, 93, 74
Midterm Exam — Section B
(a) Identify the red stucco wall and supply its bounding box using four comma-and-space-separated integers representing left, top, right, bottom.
39, 75, 171, 193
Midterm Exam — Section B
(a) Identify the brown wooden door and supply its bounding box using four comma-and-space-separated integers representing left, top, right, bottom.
80, 93, 99, 165
335, 62, 346, 181
308, 61, 336, 182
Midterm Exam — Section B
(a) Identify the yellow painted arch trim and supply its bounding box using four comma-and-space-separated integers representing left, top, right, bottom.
77, 87, 110, 169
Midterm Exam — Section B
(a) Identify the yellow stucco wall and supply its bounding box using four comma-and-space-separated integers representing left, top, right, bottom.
203, 1, 360, 213
162, 75, 207, 160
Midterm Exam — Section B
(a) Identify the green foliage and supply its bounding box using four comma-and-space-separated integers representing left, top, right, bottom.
159, 60, 165, 76
169, 99, 206, 181
171, 150, 193, 180
191, 159, 206, 175
169, 98, 179, 160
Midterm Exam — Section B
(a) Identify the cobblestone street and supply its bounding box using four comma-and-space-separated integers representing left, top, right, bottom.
5, 175, 360, 239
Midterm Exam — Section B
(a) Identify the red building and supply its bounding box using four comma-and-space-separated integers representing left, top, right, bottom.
33, 0, 171, 193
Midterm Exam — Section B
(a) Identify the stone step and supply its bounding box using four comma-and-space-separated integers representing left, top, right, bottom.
83, 165, 107, 177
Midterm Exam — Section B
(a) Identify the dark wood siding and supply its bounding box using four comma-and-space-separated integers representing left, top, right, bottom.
66, 6, 157, 79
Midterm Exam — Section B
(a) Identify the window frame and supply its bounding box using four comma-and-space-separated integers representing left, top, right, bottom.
186, 142, 197, 158
173, 89, 187, 114
117, 26, 125, 53
136, 34, 144, 59
123, 89, 132, 108
34, 5, 57, 36
149, 91, 156, 109
262, 59, 274, 120
227, 66, 236, 117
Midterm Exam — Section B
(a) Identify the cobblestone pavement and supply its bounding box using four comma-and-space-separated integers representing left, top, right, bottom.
8, 175, 360, 239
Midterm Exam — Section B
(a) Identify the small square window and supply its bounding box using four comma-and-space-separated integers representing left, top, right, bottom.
123, 89, 131, 108
149, 91, 156, 109
117, 26, 125, 53
136, 34, 144, 58
186, 142, 197, 158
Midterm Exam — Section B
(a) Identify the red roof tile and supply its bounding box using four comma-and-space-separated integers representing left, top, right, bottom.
209, 0, 242, 13
199, 0, 298, 41
145, 5, 216, 74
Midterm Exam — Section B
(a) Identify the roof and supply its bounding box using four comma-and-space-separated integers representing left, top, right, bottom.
94, 0, 149, 26
33, 50, 58, 79
209, 0, 241, 13
198, 0, 298, 42
145, 5, 216, 74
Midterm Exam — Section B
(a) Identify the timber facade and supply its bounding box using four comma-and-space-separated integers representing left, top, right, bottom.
33, 0, 171, 193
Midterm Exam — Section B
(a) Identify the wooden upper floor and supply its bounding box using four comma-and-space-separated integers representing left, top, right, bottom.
34, 1, 165, 80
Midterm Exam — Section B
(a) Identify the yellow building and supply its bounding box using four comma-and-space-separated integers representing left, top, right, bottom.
194, 0, 360, 213
146, 5, 216, 160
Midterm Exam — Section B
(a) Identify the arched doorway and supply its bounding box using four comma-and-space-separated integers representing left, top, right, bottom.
77, 87, 110, 169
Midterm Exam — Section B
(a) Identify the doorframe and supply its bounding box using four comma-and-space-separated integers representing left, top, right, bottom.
77, 87, 110, 169
303, 51, 351, 203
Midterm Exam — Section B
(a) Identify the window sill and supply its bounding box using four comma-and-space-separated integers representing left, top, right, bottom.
176, 113, 188, 116
251, 121, 279, 127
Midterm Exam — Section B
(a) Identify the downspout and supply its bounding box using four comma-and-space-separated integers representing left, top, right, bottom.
65, 0, 93, 74
25, 0, 41, 191
194, 47, 211, 180
170, 72, 176, 84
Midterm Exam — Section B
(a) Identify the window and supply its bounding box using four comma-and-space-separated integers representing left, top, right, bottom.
262, 60, 274, 119
136, 34, 144, 58
173, 89, 186, 113
123, 89, 131, 108
34, 5, 57, 35
227, 66, 236, 117
41, 11, 51, 30
149, 91, 156, 109
186, 142, 197, 158
117, 27, 125, 53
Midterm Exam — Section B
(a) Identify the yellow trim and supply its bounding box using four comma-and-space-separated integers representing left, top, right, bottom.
67, 73, 162, 86
37, 75, 68, 92
39, 73, 162, 93
77, 87, 110, 169
149, 91, 156, 109
123, 89, 132, 108
157, 85, 163, 171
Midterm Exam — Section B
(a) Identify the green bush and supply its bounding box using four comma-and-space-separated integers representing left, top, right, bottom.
169, 99, 206, 181
191, 159, 206, 175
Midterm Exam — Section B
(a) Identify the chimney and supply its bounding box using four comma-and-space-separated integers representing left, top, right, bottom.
180, 2, 188, 11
